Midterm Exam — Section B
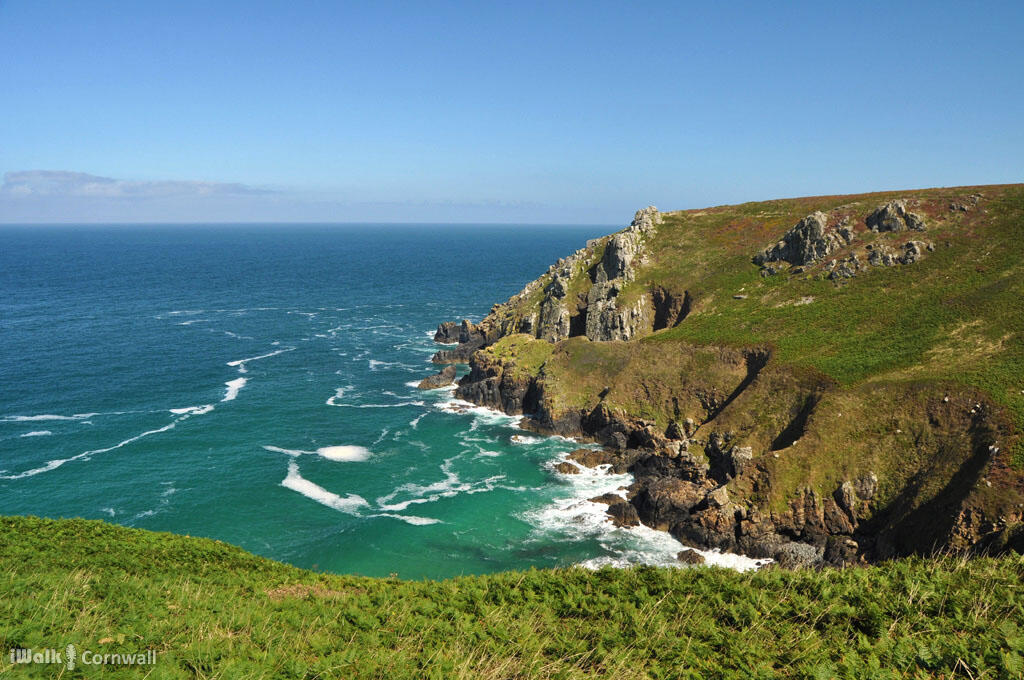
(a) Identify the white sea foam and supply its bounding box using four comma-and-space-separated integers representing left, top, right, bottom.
1, 420, 181, 480
169, 404, 214, 416
226, 347, 295, 374
409, 413, 425, 429
372, 513, 442, 525
436, 398, 524, 428
20, 430, 53, 437
2, 413, 99, 422
176, 319, 208, 325
316, 445, 371, 462
263, 444, 371, 462
510, 434, 544, 445
0, 402, 217, 480
262, 445, 307, 456
100, 507, 116, 517
523, 449, 768, 572
281, 461, 370, 515
376, 457, 505, 511
325, 385, 356, 406
221, 378, 247, 402
329, 401, 425, 409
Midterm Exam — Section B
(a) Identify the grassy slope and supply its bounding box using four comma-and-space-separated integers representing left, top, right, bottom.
2, 515, 1024, 679
483, 185, 1024, 526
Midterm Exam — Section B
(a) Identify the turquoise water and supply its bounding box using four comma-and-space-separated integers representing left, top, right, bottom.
1, 224, 702, 579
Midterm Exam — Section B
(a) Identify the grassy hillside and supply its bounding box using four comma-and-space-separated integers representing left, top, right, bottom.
2, 515, 1023, 678
469, 185, 1024, 555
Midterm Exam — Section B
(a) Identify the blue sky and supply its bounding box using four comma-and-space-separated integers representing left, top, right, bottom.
1, 1, 1022, 223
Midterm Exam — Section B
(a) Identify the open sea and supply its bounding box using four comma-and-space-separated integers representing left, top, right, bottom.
0, 224, 757, 579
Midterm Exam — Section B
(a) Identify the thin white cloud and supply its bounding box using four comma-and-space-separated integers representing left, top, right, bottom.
0, 170, 271, 198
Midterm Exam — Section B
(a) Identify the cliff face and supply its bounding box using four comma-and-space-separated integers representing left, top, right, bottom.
432, 184, 1024, 567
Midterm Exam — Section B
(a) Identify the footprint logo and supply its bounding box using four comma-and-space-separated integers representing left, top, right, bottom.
65, 644, 76, 670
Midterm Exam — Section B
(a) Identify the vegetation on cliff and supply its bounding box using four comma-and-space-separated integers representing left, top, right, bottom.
3, 516, 1024, 678
436, 185, 1024, 565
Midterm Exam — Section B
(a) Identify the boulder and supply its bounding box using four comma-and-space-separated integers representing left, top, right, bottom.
588, 493, 624, 505
828, 252, 862, 280
772, 541, 822, 569
568, 448, 611, 468
554, 461, 580, 475
607, 501, 641, 527
868, 244, 900, 267
854, 472, 878, 500
727, 446, 754, 477
866, 199, 927, 232
631, 477, 707, 530
417, 364, 457, 390
677, 549, 706, 565
899, 240, 932, 264
706, 485, 730, 508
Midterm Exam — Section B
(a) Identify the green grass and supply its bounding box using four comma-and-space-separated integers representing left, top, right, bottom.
2, 516, 1024, 679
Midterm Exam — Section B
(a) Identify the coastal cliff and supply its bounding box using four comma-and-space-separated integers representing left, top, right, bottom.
431, 185, 1024, 567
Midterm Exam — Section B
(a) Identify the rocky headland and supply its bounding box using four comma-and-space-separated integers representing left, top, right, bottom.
428, 186, 1024, 567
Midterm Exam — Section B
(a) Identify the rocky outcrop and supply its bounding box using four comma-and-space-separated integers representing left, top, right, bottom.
582, 207, 661, 341
453, 351, 540, 414
417, 364, 457, 390
866, 199, 927, 232
433, 321, 460, 344
754, 211, 855, 269
431, 320, 487, 363
585, 286, 651, 342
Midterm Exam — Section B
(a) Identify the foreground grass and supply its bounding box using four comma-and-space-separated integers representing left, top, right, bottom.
1, 517, 1023, 678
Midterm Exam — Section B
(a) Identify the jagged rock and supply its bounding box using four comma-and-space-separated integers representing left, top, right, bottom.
828, 252, 862, 280
589, 493, 623, 505
823, 498, 855, 534
835, 481, 858, 516
754, 211, 853, 268
772, 541, 822, 569
707, 486, 730, 508
607, 501, 640, 527
417, 364, 457, 390
665, 421, 687, 440
854, 472, 878, 500
677, 549, 706, 565
554, 462, 580, 474
458, 320, 483, 344
868, 244, 899, 267
900, 240, 932, 264
567, 448, 610, 468
866, 199, 927, 232
727, 446, 753, 477
434, 321, 460, 344
684, 418, 696, 435
538, 297, 570, 342
631, 477, 707, 531
431, 338, 484, 363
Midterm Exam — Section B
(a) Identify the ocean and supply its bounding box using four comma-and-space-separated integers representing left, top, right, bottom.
0, 224, 758, 578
